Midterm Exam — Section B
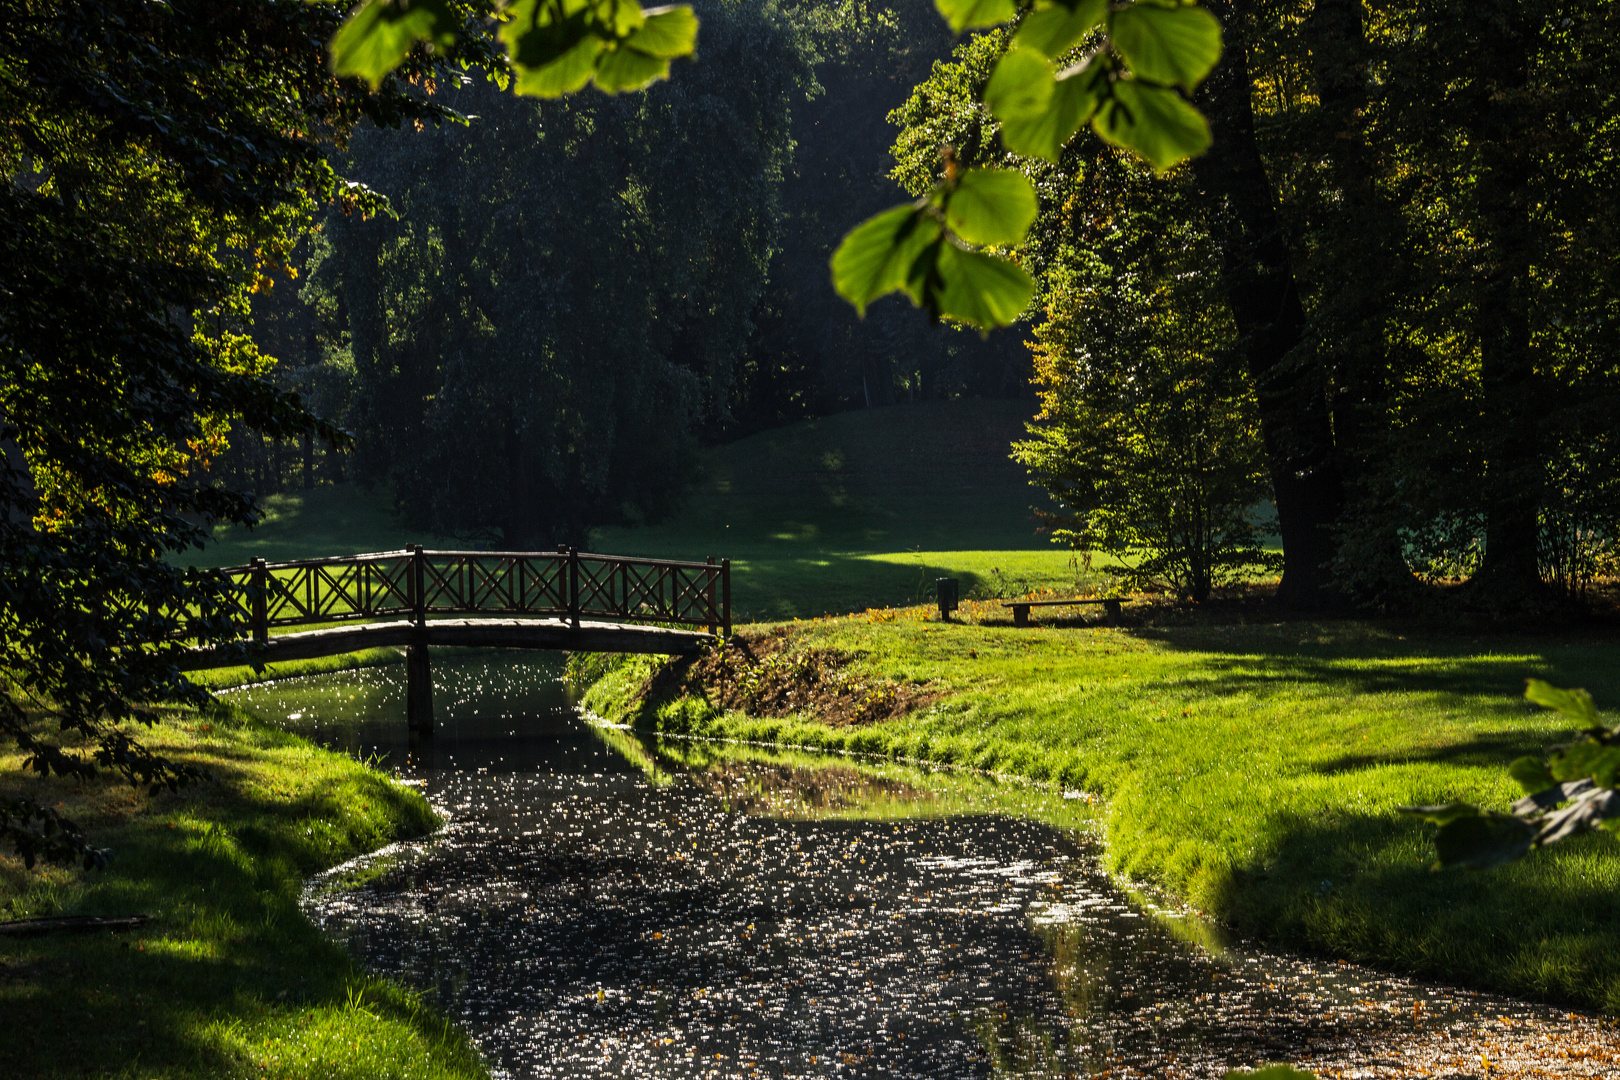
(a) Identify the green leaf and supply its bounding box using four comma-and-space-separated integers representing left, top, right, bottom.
934, 0, 1019, 34
624, 5, 699, 58
594, 44, 672, 92
944, 169, 1037, 247
1525, 680, 1600, 725
1109, 2, 1222, 91
1013, 0, 1107, 58
1548, 743, 1620, 788
984, 47, 1055, 122
830, 204, 945, 316
513, 33, 606, 97
934, 244, 1034, 328
330, 0, 458, 89
1092, 79, 1211, 172
1508, 755, 1556, 796
1001, 65, 1100, 161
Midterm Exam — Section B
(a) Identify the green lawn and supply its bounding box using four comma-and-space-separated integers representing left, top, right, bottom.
587, 610, 1620, 1012
188, 484, 455, 569
0, 702, 486, 1079
193, 400, 1117, 616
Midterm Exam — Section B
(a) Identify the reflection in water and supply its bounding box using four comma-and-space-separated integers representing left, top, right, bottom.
228, 654, 1617, 1080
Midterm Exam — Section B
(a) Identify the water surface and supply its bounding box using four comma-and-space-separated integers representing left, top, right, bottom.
227, 653, 1618, 1079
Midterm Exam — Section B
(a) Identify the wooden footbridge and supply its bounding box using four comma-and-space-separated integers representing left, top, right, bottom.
182, 546, 728, 734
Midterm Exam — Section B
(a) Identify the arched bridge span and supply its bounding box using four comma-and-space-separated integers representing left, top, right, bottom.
182, 546, 729, 732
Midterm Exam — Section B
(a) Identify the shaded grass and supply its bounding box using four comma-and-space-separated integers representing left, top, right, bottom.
0, 707, 486, 1079
585, 609, 1620, 1012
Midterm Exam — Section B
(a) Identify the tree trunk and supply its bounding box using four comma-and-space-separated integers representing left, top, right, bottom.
1461, 12, 1546, 608
1305, 0, 1421, 606
1193, 4, 1344, 610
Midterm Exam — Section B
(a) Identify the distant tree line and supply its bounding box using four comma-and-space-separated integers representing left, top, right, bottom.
893, 0, 1620, 611
224, 0, 1031, 547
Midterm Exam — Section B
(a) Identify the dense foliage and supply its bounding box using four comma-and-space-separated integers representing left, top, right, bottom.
1010, 154, 1275, 600
305, 0, 807, 546
891, 0, 1620, 612
1, 0, 478, 868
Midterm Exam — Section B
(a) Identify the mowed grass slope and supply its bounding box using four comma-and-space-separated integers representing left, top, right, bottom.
594, 399, 1079, 619
194, 400, 1089, 617
588, 612, 1620, 1012
0, 709, 487, 1079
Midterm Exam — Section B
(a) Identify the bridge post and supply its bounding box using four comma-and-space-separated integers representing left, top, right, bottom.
250, 558, 268, 645
406, 642, 434, 737
407, 545, 433, 736
565, 545, 580, 631
706, 556, 717, 637
722, 558, 731, 639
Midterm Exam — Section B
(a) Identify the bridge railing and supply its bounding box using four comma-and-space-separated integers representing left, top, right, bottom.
219, 547, 730, 642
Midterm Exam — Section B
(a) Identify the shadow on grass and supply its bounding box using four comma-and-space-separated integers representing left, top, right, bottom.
0, 735, 444, 1077
1311, 730, 1556, 775
1211, 808, 1620, 1012
1122, 623, 1620, 709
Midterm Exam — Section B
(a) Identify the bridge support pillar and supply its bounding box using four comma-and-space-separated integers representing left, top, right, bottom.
406, 643, 434, 737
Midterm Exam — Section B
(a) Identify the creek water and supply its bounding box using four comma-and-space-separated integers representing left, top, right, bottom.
225, 652, 1612, 1080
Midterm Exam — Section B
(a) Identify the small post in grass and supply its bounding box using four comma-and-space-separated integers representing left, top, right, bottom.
936, 577, 959, 621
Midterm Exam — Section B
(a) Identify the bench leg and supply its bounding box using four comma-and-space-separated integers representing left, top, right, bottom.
1103, 599, 1121, 625
1012, 604, 1029, 627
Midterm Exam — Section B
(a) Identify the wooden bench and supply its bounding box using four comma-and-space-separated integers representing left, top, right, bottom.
1002, 598, 1121, 627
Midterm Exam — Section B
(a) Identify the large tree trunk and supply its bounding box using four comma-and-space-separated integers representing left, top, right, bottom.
1193, 3, 1344, 610
1305, 0, 1421, 606
1460, 11, 1547, 607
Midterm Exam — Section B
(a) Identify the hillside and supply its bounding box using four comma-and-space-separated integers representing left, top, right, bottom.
197, 400, 1092, 618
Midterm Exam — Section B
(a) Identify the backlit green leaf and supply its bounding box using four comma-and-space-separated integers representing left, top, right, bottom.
1092, 79, 1211, 172
984, 47, 1054, 122
935, 244, 1034, 328
330, 0, 458, 88
1013, 0, 1106, 58
625, 6, 700, 58
1109, 2, 1222, 91
594, 45, 671, 92
945, 169, 1037, 247
1000, 65, 1100, 161
934, 0, 1018, 34
1525, 680, 1600, 725
830, 204, 944, 315
513, 34, 605, 96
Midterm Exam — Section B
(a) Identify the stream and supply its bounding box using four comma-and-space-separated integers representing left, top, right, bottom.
226, 652, 1618, 1080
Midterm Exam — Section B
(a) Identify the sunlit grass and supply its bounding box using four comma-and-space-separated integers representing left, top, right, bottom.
587, 612, 1620, 1012
0, 707, 487, 1079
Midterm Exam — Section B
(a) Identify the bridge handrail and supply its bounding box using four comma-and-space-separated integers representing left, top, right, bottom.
214, 546, 730, 641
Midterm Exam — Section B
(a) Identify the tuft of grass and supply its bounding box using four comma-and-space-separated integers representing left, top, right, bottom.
586, 611, 1620, 1012
0, 704, 487, 1079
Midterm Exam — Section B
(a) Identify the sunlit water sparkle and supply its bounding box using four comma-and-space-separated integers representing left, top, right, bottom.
224, 654, 1618, 1079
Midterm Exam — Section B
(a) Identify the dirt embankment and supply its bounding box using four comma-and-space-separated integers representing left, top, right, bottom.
641, 628, 937, 727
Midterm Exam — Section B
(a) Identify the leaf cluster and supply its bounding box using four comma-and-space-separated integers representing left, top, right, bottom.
829, 0, 1222, 328
1403, 680, 1620, 869
0, 0, 479, 869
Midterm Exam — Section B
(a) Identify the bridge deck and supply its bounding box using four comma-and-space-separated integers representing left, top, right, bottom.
180, 616, 711, 670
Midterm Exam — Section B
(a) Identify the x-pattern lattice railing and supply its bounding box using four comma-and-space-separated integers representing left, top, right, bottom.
219, 547, 729, 642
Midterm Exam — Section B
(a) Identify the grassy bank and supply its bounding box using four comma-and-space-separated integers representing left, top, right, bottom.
0, 697, 485, 1079
586, 608, 1620, 1012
